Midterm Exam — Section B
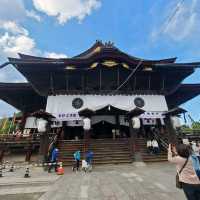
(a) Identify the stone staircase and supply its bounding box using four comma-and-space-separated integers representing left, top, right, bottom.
89, 139, 132, 165
58, 139, 132, 166
58, 140, 84, 166
134, 138, 168, 162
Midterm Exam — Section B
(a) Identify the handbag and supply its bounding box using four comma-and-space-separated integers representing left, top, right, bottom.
176, 158, 189, 189
191, 155, 200, 180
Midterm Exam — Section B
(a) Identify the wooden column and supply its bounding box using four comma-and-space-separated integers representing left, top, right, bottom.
115, 115, 120, 139
128, 118, 135, 157
164, 116, 177, 144
25, 143, 33, 162
84, 130, 91, 155
38, 132, 49, 163
0, 147, 5, 164
20, 112, 28, 130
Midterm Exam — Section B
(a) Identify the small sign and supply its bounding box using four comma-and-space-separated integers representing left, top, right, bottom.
56, 112, 81, 121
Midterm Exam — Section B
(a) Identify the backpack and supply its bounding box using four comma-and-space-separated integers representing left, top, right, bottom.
191, 155, 200, 180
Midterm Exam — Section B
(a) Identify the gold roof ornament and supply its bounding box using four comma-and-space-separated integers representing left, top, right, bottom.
65, 66, 76, 70
143, 66, 153, 71
90, 62, 98, 69
122, 63, 129, 69
93, 46, 101, 54
102, 60, 118, 67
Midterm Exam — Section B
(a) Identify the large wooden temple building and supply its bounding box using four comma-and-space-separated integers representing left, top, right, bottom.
1, 40, 200, 164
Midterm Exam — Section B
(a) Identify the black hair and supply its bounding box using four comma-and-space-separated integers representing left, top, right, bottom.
176, 144, 192, 158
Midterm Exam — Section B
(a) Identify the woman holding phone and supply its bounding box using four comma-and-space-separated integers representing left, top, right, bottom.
168, 143, 200, 200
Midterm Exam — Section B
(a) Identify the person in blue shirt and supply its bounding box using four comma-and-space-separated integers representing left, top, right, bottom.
73, 150, 81, 171
48, 147, 59, 173
86, 151, 93, 166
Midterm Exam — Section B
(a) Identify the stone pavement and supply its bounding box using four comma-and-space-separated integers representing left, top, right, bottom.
39, 162, 186, 200
0, 165, 59, 197
0, 162, 186, 200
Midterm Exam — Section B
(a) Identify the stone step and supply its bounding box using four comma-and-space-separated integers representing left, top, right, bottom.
59, 156, 132, 162
60, 157, 132, 162
59, 151, 130, 156
143, 158, 168, 162
58, 139, 132, 165
62, 160, 132, 166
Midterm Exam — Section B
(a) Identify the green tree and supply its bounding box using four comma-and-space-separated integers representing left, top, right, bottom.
0, 118, 17, 134
191, 121, 200, 130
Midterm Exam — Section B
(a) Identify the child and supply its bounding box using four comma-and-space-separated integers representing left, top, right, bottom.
86, 151, 93, 166
146, 139, 152, 154
73, 150, 81, 171
152, 139, 159, 154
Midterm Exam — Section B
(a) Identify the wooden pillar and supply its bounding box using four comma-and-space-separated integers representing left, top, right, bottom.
115, 115, 120, 139
128, 118, 135, 157
0, 147, 5, 164
20, 112, 28, 130
25, 143, 33, 162
38, 132, 49, 163
83, 130, 90, 155
117, 67, 120, 87
99, 68, 102, 90
164, 116, 177, 144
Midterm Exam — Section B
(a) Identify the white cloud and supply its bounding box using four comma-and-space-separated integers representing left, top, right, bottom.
0, 20, 28, 36
0, 33, 36, 57
26, 10, 42, 22
32, 0, 101, 24
0, 0, 42, 23
44, 52, 67, 58
0, 21, 38, 58
151, 0, 200, 41
0, 20, 66, 83
0, 20, 37, 83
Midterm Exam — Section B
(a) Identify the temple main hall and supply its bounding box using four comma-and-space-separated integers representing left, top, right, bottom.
1, 41, 200, 165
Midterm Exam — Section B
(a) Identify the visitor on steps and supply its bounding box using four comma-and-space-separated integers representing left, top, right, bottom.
86, 150, 94, 166
152, 139, 159, 154
168, 143, 200, 200
73, 150, 81, 171
48, 147, 59, 173
146, 140, 152, 154
47, 136, 57, 162
191, 141, 200, 157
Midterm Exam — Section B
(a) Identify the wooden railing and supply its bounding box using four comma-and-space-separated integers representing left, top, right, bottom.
152, 132, 169, 150
0, 134, 40, 143
180, 129, 200, 136
0, 132, 57, 143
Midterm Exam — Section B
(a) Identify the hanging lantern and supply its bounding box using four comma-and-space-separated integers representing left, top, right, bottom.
37, 119, 48, 133
83, 118, 91, 130
171, 116, 181, 129
131, 117, 140, 129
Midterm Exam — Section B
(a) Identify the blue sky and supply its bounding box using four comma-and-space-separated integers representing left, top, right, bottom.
0, 0, 200, 122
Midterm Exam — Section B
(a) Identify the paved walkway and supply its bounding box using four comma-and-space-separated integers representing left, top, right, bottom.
40, 163, 186, 200
0, 162, 186, 200
0, 165, 59, 198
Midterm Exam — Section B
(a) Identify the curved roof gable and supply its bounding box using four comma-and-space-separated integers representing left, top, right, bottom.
166, 84, 200, 108
17, 40, 177, 64
73, 40, 177, 64
0, 83, 46, 112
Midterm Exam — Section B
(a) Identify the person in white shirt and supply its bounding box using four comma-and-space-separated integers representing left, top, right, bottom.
152, 139, 159, 154
192, 141, 200, 157
146, 140, 152, 154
